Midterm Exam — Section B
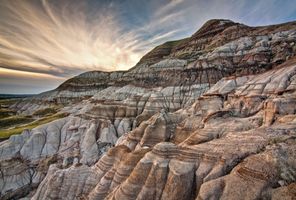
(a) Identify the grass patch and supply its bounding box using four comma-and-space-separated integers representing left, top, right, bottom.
0, 108, 16, 118
162, 38, 189, 48
33, 107, 58, 117
0, 98, 19, 108
0, 116, 34, 129
0, 112, 69, 139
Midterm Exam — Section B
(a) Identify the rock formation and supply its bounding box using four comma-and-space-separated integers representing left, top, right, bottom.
1, 19, 296, 200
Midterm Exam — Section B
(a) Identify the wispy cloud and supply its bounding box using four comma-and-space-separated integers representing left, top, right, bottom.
0, 0, 143, 75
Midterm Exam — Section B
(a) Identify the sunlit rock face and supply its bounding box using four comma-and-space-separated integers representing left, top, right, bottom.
1, 19, 296, 199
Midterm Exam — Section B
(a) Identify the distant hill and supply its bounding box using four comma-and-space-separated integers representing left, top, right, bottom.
0, 94, 35, 99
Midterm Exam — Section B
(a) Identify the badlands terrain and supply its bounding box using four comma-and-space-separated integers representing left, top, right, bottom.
1, 19, 296, 199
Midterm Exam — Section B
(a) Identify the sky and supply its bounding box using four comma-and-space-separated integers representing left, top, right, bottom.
0, 0, 296, 94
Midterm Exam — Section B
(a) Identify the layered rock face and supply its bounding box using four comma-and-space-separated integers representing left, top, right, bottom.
1, 19, 296, 199
15, 56, 295, 200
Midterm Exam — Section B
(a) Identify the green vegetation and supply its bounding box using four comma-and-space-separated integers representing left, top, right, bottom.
0, 116, 34, 129
0, 94, 34, 99
0, 113, 69, 139
0, 98, 19, 108
33, 107, 58, 117
0, 108, 16, 118
177, 52, 191, 59
0, 97, 67, 139
162, 38, 189, 48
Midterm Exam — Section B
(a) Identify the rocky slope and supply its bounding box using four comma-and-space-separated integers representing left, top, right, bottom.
1, 19, 296, 199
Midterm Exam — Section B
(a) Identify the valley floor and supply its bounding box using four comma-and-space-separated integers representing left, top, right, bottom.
0, 99, 67, 139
